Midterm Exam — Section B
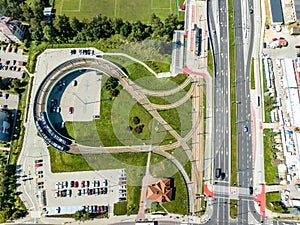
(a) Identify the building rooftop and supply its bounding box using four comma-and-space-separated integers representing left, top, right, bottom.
0, 109, 10, 142
146, 178, 173, 203
269, 0, 284, 24
295, 0, 300, 22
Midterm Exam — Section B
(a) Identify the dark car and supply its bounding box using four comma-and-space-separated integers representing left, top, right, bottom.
263, 42, 267, 48
215, 168, 221, 178
34, 159, 43, 164
70, 181, 74, 188
221, 172, 226, 180
265, 24, 270, 29
249, 8, 253, 14
249, 187, 253, 195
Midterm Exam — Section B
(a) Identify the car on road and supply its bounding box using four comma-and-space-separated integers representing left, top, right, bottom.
215, 168, 221, 178
249, 8, 253, 14
249, 187, 253, 195
221, 172, 226, 180
243, 125, 248, 132
35, 163, 43, 167
34, 159, 43, 164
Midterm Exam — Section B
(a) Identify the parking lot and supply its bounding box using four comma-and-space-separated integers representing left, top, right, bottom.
0, 92, 19, 110
0, 46, 27, 79
33, 159, 127, 215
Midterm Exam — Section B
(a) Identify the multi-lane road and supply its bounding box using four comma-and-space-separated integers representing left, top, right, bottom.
207, 0, 231, 224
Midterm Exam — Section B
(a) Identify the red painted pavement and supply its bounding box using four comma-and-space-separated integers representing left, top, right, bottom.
253, 184, 266, 217
183, 66, 206, 78
204, 184, 214, 197
260, 121, 263, 130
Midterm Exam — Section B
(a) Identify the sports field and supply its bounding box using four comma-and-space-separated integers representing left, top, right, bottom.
55, 0, 179, 22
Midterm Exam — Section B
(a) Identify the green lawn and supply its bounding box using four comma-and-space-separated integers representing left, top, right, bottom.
158, 98, 192, 137
64, 74, 175, 147
147, 86, 191, 105
55, 0, 178, 22
264, 129, 278, 185
266, 192, 290, 214
207, 41, 214, 76
49, 147, 148, 214
167, 147, 191, 179
150, 153, 189, 215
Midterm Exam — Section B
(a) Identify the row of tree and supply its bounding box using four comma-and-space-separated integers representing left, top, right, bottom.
0, 0, 183, 44
37, 13, 183, 43
0, 162, 27, 222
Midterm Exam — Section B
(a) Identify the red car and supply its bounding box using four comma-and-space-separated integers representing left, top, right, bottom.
38, 182, 44, 185
35, 163, 43, 167
69, 106, 73, 114
272, 38, 278, 41
81, 180, 85, 188
74, 181, 79, 188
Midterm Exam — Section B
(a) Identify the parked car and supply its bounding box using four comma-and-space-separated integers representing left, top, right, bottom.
35, 163, 43, 168
103, 179, 108, 187
69, 106, 73, 114
36, 171, 43, 175
36, 174, 43, 179
34, 159, 43, 164
74, 181, 79, 188
67, 189, 72, 197
77, 189, 82, 196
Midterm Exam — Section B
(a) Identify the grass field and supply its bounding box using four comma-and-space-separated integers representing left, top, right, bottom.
54, 0, 179, 22
264, 129, 278, 185
63, 75, 176, 147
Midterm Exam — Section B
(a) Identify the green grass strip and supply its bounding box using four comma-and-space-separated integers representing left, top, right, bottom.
251, 58, 255, 89
228, 0, 237, 187
230, 199, 238, 219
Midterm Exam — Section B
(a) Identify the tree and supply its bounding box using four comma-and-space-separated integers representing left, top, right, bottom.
132, 116, 140, 124
70, 17, 82, 34
74, 210, 90, 221
53, 15, 74, 42
43, 25, 55, 42
164, 14, 183, 40
120, 22, 132, 37
111, 18, 124, 34
150, 13, 165, 38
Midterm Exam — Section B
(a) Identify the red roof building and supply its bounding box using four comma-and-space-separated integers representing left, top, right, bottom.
146, 178, 173, 203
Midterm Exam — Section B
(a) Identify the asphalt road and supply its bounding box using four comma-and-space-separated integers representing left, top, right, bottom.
207, 0, 231, 224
